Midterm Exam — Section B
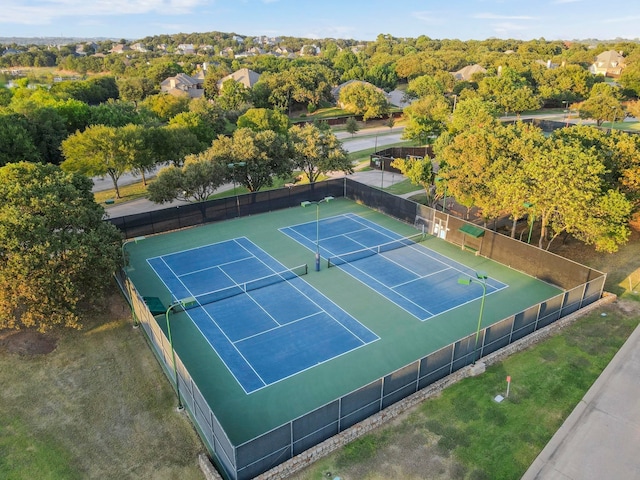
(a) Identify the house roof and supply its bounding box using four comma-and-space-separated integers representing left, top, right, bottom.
452, 64, 487, 81
594, 50, 625, 68
216, 68, 261, 89
161, 72, 201, 90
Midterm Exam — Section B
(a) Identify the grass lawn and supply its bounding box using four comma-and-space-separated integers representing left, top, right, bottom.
93, 181, 150, 205
384, 178, 422, 195
0, 289, 205, 479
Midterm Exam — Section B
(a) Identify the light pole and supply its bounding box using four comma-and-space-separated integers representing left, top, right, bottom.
373, 157, 384, 189
523, 202, 535, 244
228, 162, 246, 217
562, 100, 569, 125
165, 296, 197, 411
458, 272, 488, 365
121, 236, 146, 327
301, 196, 334, 271
121, 236, 146, 270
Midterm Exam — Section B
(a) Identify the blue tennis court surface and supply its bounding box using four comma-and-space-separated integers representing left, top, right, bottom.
147, 237, 378, 394
280, 213, 508, 320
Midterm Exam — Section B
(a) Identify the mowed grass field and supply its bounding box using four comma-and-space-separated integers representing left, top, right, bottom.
0, 290, 205, 480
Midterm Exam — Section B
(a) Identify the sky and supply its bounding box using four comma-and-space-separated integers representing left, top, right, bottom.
2, 0, 639, 42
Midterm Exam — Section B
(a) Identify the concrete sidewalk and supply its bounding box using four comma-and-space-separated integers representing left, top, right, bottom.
522, 321, 640, 480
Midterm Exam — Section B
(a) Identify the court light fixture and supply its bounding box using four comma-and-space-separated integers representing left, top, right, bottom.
121, 236, 146, 328
458, 272, 488, 365
165, 296, 197, 411
301, 196, 334, 271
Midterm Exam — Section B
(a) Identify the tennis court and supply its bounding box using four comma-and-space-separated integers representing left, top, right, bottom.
147, 236, 378, 393
123, 194, 583, 479
281, 213, 508, 321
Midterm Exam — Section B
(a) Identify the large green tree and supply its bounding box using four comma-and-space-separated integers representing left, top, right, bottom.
575, 83, 624, 127
237, 108, 290, 134
0, 162, 121, 331
288, 124, 352, 183
0, 113, 41, 166
402, 94, 450, 144
61, 124, 133, 198
390, 156, 436, 204
147, 155, 227, 203
338, 82, 389, 121
478, 67, 542, 116
206, 128, 291, 192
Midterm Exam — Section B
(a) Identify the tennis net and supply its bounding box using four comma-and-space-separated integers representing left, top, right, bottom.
328, 233, 424, 268
189, 263, 308, 306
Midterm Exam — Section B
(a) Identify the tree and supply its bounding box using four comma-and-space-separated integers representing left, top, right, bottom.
88, 100, 147, 128
402, 95, 450, 144
149, 126, 203, 167
385, 116, 396, 130
288, 123, 352, 183
61, 125, 132, 198
448, 96, 500, 134
627, 99, 640, 120
478, 68, 541, 116
339, 82, 389, 121
0, 162, 121, 332
436, 123, 505, 219
524, 136, 631, 252
237, 108, 290, 134
206, 128, 291, 192
140, 93, 190, 122
345, 116, 359, 136
0, 86, 12, 107
405, 75, 445, 100
575, 83, 624, 127
147, 155, 227, 203
390, 156, 435, 204
618, 61, 640, 97
217, 79, 252, 112
0, 113, 41, 166
117, 77, 156, 104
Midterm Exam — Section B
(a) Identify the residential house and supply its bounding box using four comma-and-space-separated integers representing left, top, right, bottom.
589, 50, 626, 77
109, 44, 131, 54
232, 35, 245, 44
216, 68, 261, 91
176, 43, 196, 55
451, 64, 487, 81
160, 72, 204, 98
131, 42, 148, 53
253, 36, 280, 46
219, 47, 235, 58
300, 44, 321, 56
